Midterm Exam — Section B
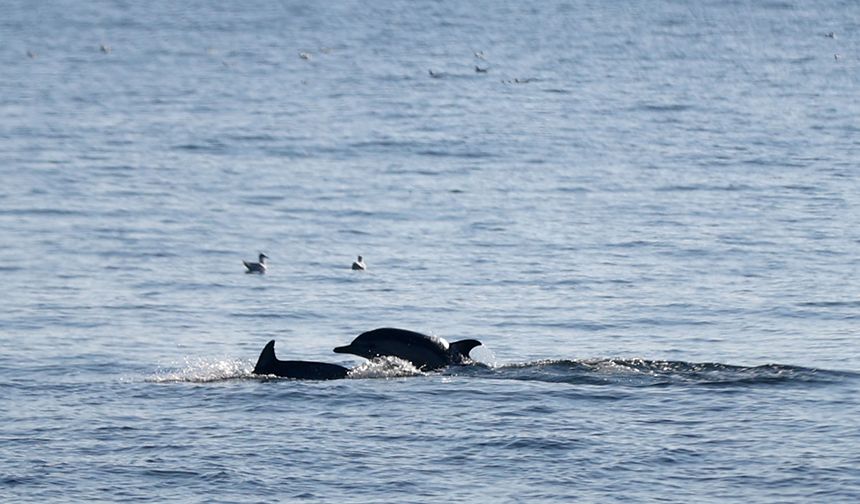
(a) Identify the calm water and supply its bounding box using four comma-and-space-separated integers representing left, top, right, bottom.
2, 0, 860, 502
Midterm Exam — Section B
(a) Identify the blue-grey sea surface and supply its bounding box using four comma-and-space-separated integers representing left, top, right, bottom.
2, 0, 859, 502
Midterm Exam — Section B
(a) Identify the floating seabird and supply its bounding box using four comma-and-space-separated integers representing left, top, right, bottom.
352, 255, 366, 271
100, 43, 111, 54
475, 65, 488, 73
299, 52, 311, 60
243, 253, 268, 274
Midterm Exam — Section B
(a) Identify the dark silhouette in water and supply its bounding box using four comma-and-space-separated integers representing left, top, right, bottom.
253, 340, 348, 380
334, 327, 482, 371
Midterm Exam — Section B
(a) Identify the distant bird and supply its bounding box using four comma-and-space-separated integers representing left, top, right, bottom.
299, 51, 311, 60
475, 65, 488, 73
100, 43, 111, 54
26, 50, 37, 59
825, 32, 836, 39
243, 253, 268, 274
474, 50, 486, 60
352, 255, 366, 271
428, 69, 441, 78
834, 53, 840, 61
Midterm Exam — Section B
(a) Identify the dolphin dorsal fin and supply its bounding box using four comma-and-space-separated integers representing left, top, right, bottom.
449, 339, 482, 360
253, 340, 277, 375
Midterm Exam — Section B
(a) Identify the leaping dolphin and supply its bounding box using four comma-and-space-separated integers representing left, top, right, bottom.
333, 327, 482, 371
253, 340, 348, 380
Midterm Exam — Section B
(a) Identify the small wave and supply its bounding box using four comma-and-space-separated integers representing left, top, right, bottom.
798, 300, 860, 308
655, 183, 753, 193
0, 208, 87, 217
480, 359, 850, 387
171, 140, 228, 153
635, 103, 692, 113
1, 474, 39, 486
416, 149, 494, 159
146, 357, 254, 383
142, 469, 201, 479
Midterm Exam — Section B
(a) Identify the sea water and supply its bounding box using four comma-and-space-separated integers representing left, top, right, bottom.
2, 0, 859, 502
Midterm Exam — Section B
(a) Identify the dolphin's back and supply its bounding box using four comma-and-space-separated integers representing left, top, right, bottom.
274, 360, 349, 380
338, 328, 481, 371
253, 340, 348, 380
361, 328, 450, 370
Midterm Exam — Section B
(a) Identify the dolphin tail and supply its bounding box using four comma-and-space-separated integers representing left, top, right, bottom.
449, 339, 482, 362
253, 340, 277, 375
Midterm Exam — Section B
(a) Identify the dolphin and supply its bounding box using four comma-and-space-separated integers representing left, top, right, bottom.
333, 327, 482, 371
253, 340, 348, 380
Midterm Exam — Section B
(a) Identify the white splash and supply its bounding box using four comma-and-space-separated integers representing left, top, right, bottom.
347, 356, 424, 379
469, 345, 499, 368
147, 357, 254, 383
